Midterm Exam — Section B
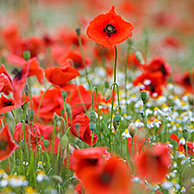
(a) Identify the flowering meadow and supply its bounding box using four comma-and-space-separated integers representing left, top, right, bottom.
0, 0, 194, 193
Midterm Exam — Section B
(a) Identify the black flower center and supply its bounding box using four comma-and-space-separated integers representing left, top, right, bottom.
103, 24, 117, 37
159, 64, 167, 76
12, 69, 22, 80
3, 100, 14, 106
100, 171, 112, 185
87, 158, 98, 166
0, 139, 8, 150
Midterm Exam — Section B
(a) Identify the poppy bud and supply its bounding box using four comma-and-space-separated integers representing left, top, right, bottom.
128, 123, 137, 137
114, 114, 121, 123
113, 119, 118, 130
76, 28, 81, 36
113, 114, 121, 130
51, 175, 62, 184
61, 134, 68, 150
135, 50, 145, 65
141, 91, 148, 104
104, 88, 112, 101
188, 94, 194, 106
24, 84, 30, 97
62, 91, 67, 101
90, 111, 97, 122
23, 50, 31, 61
75, 123, 80, 136
105, 81, 109, 89
43, 139, 49, 148
182, 129, 189, 140
65, 103, 72, 120
89, 122, 96, 132
28, 109, 35, 121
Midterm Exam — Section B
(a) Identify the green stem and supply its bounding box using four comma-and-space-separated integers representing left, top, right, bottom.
92, 86, 101, 144
109, 46, 118, 153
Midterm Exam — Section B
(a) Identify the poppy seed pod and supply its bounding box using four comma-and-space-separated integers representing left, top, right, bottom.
182, 129, 189, 140
128, 123, 137, 137
141, 91, 148, 103
135, 50, 145, 65
90, 111, 97, 122
23, 50, 31, 61
104, 88, 112, 101
43, 139, 49, 148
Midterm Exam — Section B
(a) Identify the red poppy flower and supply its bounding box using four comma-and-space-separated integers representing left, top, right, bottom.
127, 135, 150, 157
133, 71, 164, 98
59, 51, 91, 70
37, 123, 59, 140
174, 70, 194, 93
12, 36, 44, 58
74, 184, 82, 194
135, 144, 171, 183
57, 28, 88, 47
12, 64, 30, 104
72, 147, 107, 179
14, 122, 41, 147
143, 58, 171, 83
66, 85, 92, 118
170, 134, 194, 155
33, 88, 64, 122
0, 124, 19, 161
0, 95, 29, 115
94, 45, 114, 61
71, 113, 98, 146
0, 64, 14, 95
7, 54, 43, 84
27, 58, 44, 84
127, 52, 143, 69
81, 156, 131, 194
86, 6, 133, 48
45, 61, 80, 89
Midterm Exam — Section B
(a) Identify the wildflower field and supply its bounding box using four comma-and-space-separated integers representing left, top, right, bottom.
0, 0, 194, 193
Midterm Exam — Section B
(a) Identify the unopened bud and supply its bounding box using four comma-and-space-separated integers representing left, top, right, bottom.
141, 91, 148, 103
182, 129, 189, 140
90, 111, 97, 122
28, 109, 35, 120
75, 28, 81, 36
61, 134, 68, 150
128, 123, 137, 137
114, 114, 121, 123
43, 139, 49, 148
62, 91, 67, 101
89, 122, 96, 132
104, 88, 112, 101
23, 51, 31, 61
135, 50, 145, 65
188, 94, 194, 106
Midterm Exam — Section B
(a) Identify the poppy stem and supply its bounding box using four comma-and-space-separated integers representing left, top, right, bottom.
109, 46, 118, 152
35, 84, 53, 123
0, 114, 4, 128
92, 86, 101, 144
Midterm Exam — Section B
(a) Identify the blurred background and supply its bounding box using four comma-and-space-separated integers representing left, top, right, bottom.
0, 0, 194, 72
